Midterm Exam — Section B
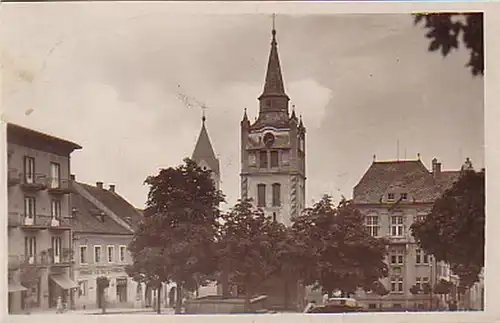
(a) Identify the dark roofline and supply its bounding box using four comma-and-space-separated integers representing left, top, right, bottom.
372, 159, 422, 164
7, 122, 82, 151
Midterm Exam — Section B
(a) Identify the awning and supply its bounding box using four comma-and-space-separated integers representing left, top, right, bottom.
50, 274, 79, 290
8, 282, 27, 293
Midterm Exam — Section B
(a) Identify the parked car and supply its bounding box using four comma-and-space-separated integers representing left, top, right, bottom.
305, 298, 364, 313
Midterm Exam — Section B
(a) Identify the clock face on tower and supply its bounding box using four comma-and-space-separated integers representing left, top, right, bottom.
263, 132, 275, 148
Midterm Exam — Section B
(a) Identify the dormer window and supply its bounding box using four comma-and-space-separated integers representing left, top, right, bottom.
388, 193, 395, 201
400, 193, 408, 201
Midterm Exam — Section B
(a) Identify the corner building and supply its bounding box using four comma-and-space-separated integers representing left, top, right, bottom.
7, 123, 82, 314
240, 27, 306, 226
353, 157, 464, 310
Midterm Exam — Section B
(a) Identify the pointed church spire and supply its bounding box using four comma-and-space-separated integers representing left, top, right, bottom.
258, 14, 289, 101
192, 116, 220, 176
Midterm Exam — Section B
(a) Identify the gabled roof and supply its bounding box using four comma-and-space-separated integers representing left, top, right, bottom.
192, 120, 220, 175
353, 159, 459, 204
77, 182, 143, 231
71, 190, 132, 235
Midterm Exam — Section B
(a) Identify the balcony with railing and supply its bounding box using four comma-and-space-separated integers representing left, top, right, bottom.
7, 168, 21, 187
9, 212, 70, 230
47, 178, 73, 195
48, 248, 73, 267
20, 173, 47, 191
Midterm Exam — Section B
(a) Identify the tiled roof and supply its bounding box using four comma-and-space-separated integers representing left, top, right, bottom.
353, 159, 459, 204
71, 191, 132, 235
78, 182, 143, 231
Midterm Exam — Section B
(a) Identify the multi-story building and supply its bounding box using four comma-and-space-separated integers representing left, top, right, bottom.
7, 123, 82, 314
353, 156, 462, 310
70, 179, 177, 309
238, 24, 306, 310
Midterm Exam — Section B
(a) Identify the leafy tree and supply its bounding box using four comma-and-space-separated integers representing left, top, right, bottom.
414, 13, 483, 76
127, 158, 224, 314
433, 279, 453, 306
371, 281, 389, 310
421, 282, 433, 309
411, 167, 485, 288
290, 195, 389, 297
217, 198, 289, 311
409, 284, 422, 309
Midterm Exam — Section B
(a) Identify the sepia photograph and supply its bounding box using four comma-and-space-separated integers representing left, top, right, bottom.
1, 2, 486, 318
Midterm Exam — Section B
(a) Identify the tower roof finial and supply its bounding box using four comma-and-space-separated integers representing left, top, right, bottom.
258, 13, 288, 101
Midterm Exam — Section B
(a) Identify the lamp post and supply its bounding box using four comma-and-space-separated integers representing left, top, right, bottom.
429, 257, 434, 311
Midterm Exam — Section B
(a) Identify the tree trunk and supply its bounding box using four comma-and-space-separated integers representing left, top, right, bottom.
157, 285, 162, 314
244, 283, 252, 313
101, 288, 106, 314
175, 284, 183, 314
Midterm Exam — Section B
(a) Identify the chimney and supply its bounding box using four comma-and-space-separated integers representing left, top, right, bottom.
70, 174, 75, 181
109, 184, 115, 193
96, 182, 103, 189
432, 158, 441, 177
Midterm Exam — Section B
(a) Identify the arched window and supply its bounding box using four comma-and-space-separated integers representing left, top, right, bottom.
257, 184, 266, 207
272, 183, 281, 207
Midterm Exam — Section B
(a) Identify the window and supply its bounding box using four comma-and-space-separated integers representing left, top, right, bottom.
94, 246, 102, 263
366, 215, 379, 237
416, 249, 430, 264
415, 277, 429, 290
390, 249, 404, 265
270, 151, 279, 168
80, 246, 88, 264
257, 184, 266, 207
282, 150, 290, 165
107, 246, 114, 263
51, 199, 62, 220
51, 236, 62, 262
50, 162, 61, 188
387, 193, 395, 201
400, 193, 408, 201
368, 304, 377, 309
78, 281, 88, 297
416, 214, 425, 222
390, 277, 404, 293
272, 183, 281, 207
390, 215, 404, 237
24, 236, 37, 262
23, 156, 35, 183
119, 246, 127, 262
259, 151, 268, 168
24, 196, 36, 218
392, 303, 403, 309
272, 212, 277, 222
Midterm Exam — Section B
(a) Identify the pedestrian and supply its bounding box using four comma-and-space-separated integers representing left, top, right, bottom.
56, 296, 63, 314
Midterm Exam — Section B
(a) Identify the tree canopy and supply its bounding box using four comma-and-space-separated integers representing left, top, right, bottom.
289, 195, 389, 297
411, 167, 485, 288
127, 158, 224, 313
414, 13, 483, 76
217, 198, 289, 309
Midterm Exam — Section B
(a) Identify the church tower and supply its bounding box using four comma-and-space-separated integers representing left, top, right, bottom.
192, 115, 221, 191
240, 23, 306, 226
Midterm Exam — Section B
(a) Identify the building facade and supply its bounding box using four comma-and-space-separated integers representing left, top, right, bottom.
7, 123, 82, 314
70, 179, 173, 310
353, 156, 462, 310
240, 26, 306, 227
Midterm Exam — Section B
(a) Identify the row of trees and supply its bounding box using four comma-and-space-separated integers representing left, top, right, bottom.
126, 158, 485, 314
126, 159, 389, 313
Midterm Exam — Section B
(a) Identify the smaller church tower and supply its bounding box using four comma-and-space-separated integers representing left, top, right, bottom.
192, 115, 221, 191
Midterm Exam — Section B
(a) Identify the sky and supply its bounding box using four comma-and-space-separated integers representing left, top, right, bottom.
1, 4, 484, 210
